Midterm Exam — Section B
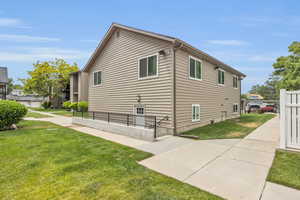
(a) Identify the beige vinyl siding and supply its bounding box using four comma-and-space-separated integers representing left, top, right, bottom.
79, 72, 88, 101
175, 49, 240, 133
88, 29, 173, 128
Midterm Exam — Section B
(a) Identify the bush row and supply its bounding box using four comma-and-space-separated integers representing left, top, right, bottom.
63, 101, 88, 112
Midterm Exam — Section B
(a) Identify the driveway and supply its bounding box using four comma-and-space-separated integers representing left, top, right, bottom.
140, 116, 280, 200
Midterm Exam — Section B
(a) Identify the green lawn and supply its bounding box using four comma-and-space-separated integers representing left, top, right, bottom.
182, 113, 275, 140
25, 111, 52, 118
267, 150, 300, 190
30, 107, 73, 117
0, 120, 222, 200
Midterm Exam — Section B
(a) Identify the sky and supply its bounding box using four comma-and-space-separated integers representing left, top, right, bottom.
0, 0, 299, 92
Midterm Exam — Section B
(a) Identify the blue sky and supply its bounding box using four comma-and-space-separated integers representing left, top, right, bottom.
1, 0, 299, 92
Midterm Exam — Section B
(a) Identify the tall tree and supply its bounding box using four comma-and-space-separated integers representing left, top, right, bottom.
273, 41, 300, 90
22, 59, 78, 98
249, 74, 280, 100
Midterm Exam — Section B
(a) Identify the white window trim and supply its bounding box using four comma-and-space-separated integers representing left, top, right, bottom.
217, 68, 225, 86
138, 53, 159, 80
192, 104, 201, 122
233, 103, 239, 113
233, 75, 238, 89
188, 56, 203, 81
93, 70, 102, 86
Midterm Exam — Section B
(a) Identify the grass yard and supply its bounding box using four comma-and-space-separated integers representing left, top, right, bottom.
25, 111, 52, 118
182, 113, 275, 140
30, 107, 73, 117
0, 120, 222, 200
267, 150, 300, 190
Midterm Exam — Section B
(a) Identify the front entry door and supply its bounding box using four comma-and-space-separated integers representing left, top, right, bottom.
134, 105, 145, 127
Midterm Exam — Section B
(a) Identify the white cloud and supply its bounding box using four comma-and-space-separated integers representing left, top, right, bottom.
0, 47, 91, 62
208, 51, 282, 63
207, 40, 249, 46
0, 34, 61, 42
0, 18, 30, 28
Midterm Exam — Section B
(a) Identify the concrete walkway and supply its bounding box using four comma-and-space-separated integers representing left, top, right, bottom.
140, 116, 280, 200
25, 113, 300, 199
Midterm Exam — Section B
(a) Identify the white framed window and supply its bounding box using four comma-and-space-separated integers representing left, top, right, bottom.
93, 71, 102, 86
192, 104, 201, 122
189, 56, 202, 80
218, 69, 225, 85
233, 75, 238, 89
233, 103, 239, 113
138, 54, 158, 79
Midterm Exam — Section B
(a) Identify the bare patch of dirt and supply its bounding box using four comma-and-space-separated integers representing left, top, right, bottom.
228, 132, 243, 137
238, 122, 259, 128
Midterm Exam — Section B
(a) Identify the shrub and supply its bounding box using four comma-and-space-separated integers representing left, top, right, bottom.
0, 100, 28, 130
41, 101, 52, 109
78, 101, 88, 112
63, 101, 72, 109
70, 102, 78, 111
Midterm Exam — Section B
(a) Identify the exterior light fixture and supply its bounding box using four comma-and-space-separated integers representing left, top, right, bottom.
136, 94, 141, 103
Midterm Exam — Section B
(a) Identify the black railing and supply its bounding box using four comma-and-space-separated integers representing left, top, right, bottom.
73, 111, 157, 138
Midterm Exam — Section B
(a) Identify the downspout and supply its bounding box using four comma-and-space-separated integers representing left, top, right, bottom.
172, 47, 177, 135
239, 78, 242, 115
172, 41, 183, 135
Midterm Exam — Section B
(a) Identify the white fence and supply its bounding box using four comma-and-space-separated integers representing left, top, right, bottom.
280, 89, 300, 150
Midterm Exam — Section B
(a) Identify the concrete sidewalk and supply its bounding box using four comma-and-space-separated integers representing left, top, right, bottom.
140, 116, 280, 200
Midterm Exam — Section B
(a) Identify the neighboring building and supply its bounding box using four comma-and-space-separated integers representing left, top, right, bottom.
0, 67, 8, 100
71, 23, 245, 136
245, 93, 264, 106
7, 89, 44, 108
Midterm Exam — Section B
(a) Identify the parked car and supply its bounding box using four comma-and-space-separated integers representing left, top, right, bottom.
260, 104, 277, 113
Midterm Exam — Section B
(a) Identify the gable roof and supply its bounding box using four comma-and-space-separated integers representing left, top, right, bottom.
0, 67, 8, 83
82, 23, 246, 77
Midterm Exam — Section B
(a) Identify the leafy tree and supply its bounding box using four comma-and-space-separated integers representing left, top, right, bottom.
249, 75, 280, 100
6, 78, 23, 94
273, 41, 300, 90
22, 59, 78, 98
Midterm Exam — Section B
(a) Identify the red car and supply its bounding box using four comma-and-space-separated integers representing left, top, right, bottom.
260, 105, 276, 113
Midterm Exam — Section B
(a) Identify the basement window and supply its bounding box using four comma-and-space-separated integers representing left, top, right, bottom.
192, 104, 201, 122
233, 103, 238, 113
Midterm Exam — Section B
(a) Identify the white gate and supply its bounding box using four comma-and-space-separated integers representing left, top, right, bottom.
280, 89, 300, 149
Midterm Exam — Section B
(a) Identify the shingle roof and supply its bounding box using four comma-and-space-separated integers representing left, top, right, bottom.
0, 67, 8, 83
82, 23, 246, 77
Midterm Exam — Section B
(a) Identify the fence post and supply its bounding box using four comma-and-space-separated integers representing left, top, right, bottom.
127, 114, 129, 126
154, 116, 157, 139
280, 89, 286, 149
93, 112, 95, 120
81, 111, 83, 119
108, 112, 110, 123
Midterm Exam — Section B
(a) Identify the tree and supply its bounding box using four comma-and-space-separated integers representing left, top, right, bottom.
22, 59, 78, 98
273, 41, 300, 90
6, 78, 23, 95
248, 74, 280, 100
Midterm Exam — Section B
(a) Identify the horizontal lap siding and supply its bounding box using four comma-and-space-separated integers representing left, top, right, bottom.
88, 29, 173, 128
176, 50, 240, 132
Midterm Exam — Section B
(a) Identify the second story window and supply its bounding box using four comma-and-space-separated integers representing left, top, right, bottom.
233, 75, 238, 88
139, 54, 158, 79
189, 56, 202, 80
93, 71, 102, 86
218, 69, 225, 85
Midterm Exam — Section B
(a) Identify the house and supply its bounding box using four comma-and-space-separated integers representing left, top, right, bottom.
71, 23, 245, 139
0, 67, 8, 100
